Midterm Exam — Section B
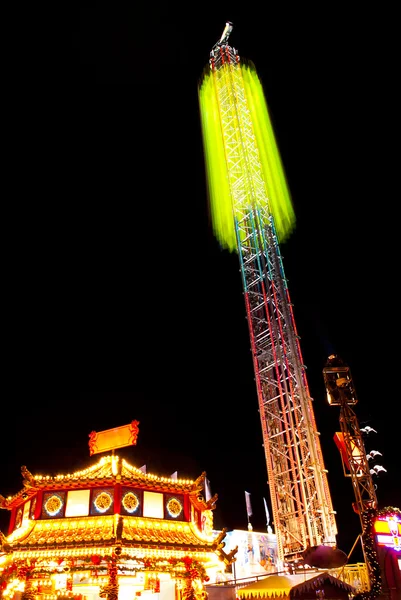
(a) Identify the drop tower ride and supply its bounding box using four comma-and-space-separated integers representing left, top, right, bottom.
198, 23, 338, 565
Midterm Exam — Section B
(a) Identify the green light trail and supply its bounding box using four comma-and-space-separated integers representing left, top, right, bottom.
199, 61, 296, 252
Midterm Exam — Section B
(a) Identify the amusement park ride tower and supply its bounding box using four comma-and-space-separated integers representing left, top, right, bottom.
323, 355, 380, 593
198, 23, 338, 565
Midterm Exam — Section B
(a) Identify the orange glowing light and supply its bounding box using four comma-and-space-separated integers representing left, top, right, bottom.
374, 518, 401, 535
333, 432, 363, 472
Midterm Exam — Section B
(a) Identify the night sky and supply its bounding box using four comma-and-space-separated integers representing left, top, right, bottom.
2, 7, 399, 564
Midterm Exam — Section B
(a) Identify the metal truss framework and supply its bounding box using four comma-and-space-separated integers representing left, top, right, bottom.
209, 44, 338, 563
339, 404, 379, 518
323, 357, 378, 588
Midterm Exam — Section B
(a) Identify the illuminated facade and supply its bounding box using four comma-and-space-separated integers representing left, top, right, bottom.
221, 528, 277, 579
0, 455, 236, 600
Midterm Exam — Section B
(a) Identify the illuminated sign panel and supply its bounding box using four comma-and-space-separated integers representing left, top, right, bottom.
65, 490, 90, 517
88, 421, 140, 456
219, 529, 277, 577
374, 515, 401, 551
143, 491, 164, 519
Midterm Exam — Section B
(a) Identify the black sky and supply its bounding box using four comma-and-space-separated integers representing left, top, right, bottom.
2, 7, 399, 563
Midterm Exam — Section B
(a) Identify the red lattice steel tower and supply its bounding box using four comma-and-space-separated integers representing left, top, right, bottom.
198, 23, 338, 564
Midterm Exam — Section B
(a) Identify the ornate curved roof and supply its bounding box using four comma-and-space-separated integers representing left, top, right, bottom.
7, 516, 114, 548
7, 516, 217, 552
121, 517, 215, 547
1, 455, 217, 511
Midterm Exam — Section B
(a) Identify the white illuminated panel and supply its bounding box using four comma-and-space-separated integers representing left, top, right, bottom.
65, 490, 90, 517
22, 501, 30, 524
143, 491, 163, 519
376, 534, 401, 550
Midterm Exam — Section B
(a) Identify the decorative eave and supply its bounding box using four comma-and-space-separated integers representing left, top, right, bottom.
5, 515, 116, 550
211, 528, 238, 566
121, 517, 219, 550
0, 530, 12, 554
3, 515, 235, 561
1, 456, 208, 510
188, 472, 218, 512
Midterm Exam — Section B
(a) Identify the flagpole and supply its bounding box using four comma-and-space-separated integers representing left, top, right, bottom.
245, 491, 252, 530
263, 497, 270, 532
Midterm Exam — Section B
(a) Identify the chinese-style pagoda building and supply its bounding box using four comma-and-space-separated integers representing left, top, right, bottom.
0, 452, 236, 600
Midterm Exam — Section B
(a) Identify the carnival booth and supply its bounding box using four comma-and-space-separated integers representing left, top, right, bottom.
237, 574, 297, 598
289, 572, 355, 599
237, 571, 355, 600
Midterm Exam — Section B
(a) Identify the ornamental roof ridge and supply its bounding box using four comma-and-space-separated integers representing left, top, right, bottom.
1, 459, 117, 507
0, 457, 206, 509
21, 455, 116, 488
